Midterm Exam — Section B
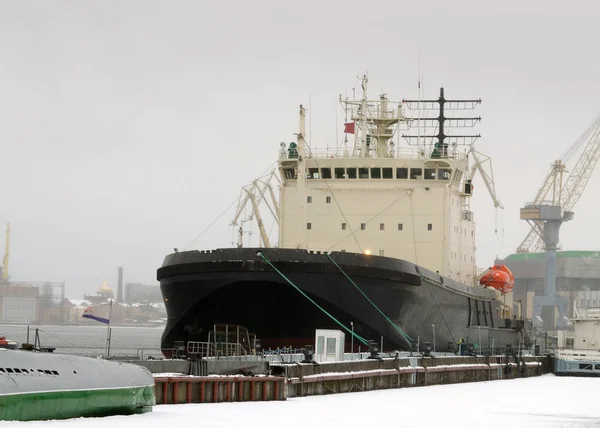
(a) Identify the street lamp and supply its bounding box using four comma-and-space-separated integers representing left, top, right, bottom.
350, 321, 354, 361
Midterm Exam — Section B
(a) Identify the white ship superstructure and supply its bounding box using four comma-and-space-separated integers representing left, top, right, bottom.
277, 75, 497, 285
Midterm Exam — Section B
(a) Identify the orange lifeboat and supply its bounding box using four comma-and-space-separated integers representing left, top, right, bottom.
0, 334, 18, 350
479, 264, 514, 294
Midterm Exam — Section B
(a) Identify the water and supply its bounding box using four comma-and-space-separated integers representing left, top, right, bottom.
0, 324, 164, 358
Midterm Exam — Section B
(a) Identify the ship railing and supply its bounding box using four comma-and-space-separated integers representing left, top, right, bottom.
214, 342, 247, 358
187, 341, 216, 359
281, 147, 467, 162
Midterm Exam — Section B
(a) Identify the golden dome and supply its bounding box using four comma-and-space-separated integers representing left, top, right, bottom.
99, 281, 112, 292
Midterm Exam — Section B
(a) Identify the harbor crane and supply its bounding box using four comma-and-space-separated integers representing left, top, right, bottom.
231, 170, 280, 248
517, 115, 600, 254
517, 114, 600, 330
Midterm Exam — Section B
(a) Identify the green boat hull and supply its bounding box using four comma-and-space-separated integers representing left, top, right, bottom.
0, 385, 155, 421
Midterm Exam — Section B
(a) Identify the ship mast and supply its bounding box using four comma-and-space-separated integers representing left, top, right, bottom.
341, 75, 409, 158
2, 222, 9, 284
402, 88, 482, 153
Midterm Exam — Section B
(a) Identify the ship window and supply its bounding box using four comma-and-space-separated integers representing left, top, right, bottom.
379, 250, 384, 256
410, 168, 423, 179
361, 223, 366, 230
396, 168, 408, 179
341, 249, 346, 252
308, 168, 319, 179
335, 168, 346, 179
52, 370, 59, 375
317, 336, 324, 354
370, 168, 381, 179
0, 368, 5, 372
321, 168, 332, 179
307, 196, 312, 203
347, 168, 357, 179
342, 223, 347, 230
427, 223, 433, 231
382, 168, 393, 179
398, 223, 403, 231
359, 167, 369, 179
380, 223, 385, 231
307, 223, 312, 230
6, 368, 14, 373
13, 368, 21, 373
424, 168, 436, 180
326, 196, 331, 203
44, 370, 52, 375
283, 168, 297, 179
439, 169, 451, 180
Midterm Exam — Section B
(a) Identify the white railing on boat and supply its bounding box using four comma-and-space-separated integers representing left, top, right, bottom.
280, 147, 468, 162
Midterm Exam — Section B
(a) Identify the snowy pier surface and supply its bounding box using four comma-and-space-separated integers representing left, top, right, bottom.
5, 375, 599, 427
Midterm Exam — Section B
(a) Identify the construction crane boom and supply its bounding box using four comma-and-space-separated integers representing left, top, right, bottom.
516, 115, 600, 253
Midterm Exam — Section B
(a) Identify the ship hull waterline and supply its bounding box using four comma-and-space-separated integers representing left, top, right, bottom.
158, 248, 528, 355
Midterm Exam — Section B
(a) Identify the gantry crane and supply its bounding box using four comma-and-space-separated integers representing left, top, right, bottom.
516, 115, 600, 253
231, 170, 280, 248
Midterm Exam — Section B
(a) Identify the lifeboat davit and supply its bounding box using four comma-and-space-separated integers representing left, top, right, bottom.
479, 264, 514, 294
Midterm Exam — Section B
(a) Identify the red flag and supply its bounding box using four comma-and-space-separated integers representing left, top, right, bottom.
344, 122, 355, 134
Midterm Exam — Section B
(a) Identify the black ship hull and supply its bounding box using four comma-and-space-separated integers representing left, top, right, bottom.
157, 248, 528, 354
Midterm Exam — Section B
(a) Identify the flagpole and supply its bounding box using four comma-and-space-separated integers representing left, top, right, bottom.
105, 299, 112, 358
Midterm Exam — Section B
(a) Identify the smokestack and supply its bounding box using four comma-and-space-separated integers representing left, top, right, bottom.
117, 266, 123, 302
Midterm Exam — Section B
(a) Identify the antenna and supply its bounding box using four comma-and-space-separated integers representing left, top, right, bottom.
417, 50, 421, 152
402, 88, 482, 154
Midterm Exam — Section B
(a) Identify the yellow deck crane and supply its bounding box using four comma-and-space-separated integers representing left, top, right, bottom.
231, 170, 280, 248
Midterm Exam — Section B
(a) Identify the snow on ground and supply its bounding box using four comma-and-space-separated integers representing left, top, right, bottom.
5, 375, 600, 427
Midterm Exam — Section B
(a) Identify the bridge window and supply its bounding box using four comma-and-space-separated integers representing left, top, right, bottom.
361, 223, 366, 230
380, 223, 385, 231
308, 168, 319, 179
335, 168, 346, 179
283, 168, 296, 179
359, 168, 369, 179
398, 223, 403, 231
307, 196, 312, 203
428, 223, 433, 231
307, 223, 312, 230
347, 168, 357, 179
326, 196, 331, 203
396, 168, 408, 179
424, 168, 436, 180
410, 168, 423, 179
382, 168, 393, 179
438, 169, 451, 180
341, 223, 346, 230
321, 168, 332, 179
370, 168, 381, 179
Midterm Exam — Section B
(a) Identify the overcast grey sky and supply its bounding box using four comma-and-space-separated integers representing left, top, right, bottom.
1, 0, 600, 298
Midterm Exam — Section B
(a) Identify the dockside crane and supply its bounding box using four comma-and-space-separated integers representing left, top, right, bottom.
231, 170, 280, 248
516, 114, 600, 254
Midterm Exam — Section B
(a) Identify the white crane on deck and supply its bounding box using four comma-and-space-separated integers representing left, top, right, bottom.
468, 147, 504, 234
231, 170, 280, 248
516, 115, 600, 254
